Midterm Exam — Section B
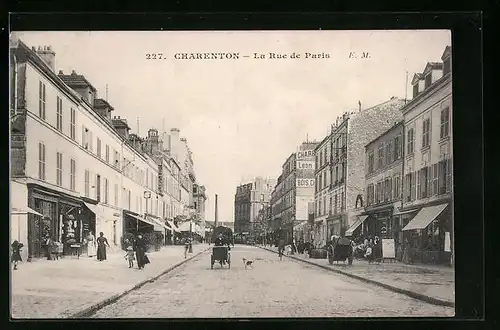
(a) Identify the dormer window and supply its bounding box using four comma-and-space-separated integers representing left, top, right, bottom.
413, 84, 419, 98
424, 73, 432, 89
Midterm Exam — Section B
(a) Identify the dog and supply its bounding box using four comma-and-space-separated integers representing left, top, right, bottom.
242, 258, 254, 269
284, 245, 292, 255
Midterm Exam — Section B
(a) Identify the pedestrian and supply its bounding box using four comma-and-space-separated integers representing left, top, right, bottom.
124, 245, 135, 268
11, 240, 24, 270
43, 234, 53, 260
364, 242, 374, 263
96, 232, 110, 261
135, 234, 147, 269
86, 231, 97, 258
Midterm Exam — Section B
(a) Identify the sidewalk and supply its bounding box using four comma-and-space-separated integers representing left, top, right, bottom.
260, 245, 455, 307
11, 244, 209, 319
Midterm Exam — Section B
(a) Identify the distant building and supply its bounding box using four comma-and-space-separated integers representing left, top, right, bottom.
234, 177, 275, 234
270, 141, 318, 243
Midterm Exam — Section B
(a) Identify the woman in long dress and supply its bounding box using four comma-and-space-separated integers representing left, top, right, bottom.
11, 240, 23, 270
135, 234, 147, 269
96, 232, 110, 261
87, 231, 97, 257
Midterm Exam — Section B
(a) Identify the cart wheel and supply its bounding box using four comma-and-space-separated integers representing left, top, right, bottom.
211, 256, 214, 269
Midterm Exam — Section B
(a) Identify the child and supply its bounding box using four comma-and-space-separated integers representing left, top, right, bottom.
124, 246, 135, 268
365, 244, 374, 264
11, 240, 24, 270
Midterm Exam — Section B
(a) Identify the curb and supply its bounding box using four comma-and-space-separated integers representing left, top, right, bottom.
68, 247, 210, 318
257, 246, 455, 308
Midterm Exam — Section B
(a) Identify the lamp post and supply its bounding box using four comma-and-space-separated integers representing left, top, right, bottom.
143, 191, 151, 232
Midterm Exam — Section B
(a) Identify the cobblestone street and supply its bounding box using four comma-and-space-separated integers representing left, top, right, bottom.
91, 245, 454, 318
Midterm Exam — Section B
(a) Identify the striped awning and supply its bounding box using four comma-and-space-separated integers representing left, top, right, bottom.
166, 220, 181, 233
402, 204, 448, 231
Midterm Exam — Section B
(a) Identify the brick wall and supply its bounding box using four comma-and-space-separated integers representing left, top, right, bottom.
345, 98, 405, 215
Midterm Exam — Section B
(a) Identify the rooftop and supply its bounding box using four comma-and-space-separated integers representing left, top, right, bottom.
58, 70, 97, 92
94, 98, 115, 110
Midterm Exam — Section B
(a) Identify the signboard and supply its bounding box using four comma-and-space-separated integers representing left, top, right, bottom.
444, 232, 451, 252
296, 179, 315, 187
296, 161, 315, 170
381, 239, 396, 259
296, 150, 315, 160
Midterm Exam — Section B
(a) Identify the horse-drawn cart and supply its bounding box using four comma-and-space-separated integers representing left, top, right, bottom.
327, 237, 354, 265
210, 246, 231, 269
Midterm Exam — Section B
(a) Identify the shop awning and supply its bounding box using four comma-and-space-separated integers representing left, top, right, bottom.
127, 213, 157, 227
177, 221, 191, 232
293, 221, 308, 230
345, 215, 369, 236
147, 216, 171, 232
402, 204, 448, 231
84, 202, 104, 219
166, 220, 181, 233
11, 207, 43, 217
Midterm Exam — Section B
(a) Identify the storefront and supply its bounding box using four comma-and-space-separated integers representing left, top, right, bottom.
326, 214, 345, 239
27, 184, 84, 258
345, 215, 369, 243
401, 201, 452, 265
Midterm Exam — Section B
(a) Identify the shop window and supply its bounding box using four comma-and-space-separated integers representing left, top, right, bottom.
38, 142, 46, 180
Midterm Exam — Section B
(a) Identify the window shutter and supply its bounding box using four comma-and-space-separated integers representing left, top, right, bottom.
427, 166, 432, 197
416, 171, 421, 199
446, 159, 453, 193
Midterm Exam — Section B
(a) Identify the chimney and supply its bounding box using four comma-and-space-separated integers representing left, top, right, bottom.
35, 45, 56, 72
146, 128, 162, 156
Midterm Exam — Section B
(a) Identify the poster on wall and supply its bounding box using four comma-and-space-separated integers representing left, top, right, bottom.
381, 239, 396, 259
444, 232, 451, 252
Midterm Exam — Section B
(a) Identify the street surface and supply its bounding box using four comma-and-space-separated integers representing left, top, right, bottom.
92, 245, 454, 318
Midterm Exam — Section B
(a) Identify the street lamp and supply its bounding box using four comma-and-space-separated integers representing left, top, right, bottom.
143, 191, 151, 232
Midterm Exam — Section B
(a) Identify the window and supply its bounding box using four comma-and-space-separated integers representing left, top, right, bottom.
96, 174, 101, 202
56, 152, 63, 186
386, 140, 393, 164
407, 128, 414, 154
384, 178, 392, 202
260, 194, 264, 201
405, 172, 416, 202
394, 135, 401, 160
114, 183, 119, 206
84, 170, 90, 197
440, 108, 450, 139
329, 196, 333, 214
38, 142, 46, 180
419, 167, 429, 199
378, 143, 385, 168
56, 96, 63, 131
334, 194, 338, 214
39, 81, 46, 120
413, 83, 419, 98
70, 158, 76, 191
438, 159, 452, 194
105, 145, 110, 163
97, 138, 102, 158
70, 108, 76, 139
425, 73, 432, 88
422, 118, 431, 148
432, 163, 439, 195
323, 171, 327, 187
323, 196, 327, 214
368, 151, 374, 173
443, 58, 451, 75
376, 182, 382, 204
318, 199, 322, 216
340, 163, 345, 183
88, 131, 93, 152
394, 175, 401, 201
104, 178, 109, 204
82, 126, 89, 149
319, 151, 323, 167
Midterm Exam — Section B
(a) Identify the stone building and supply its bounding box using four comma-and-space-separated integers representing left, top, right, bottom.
234, 177, 274, 234
346, 122, 404, 248
398, 46, 453, 265
313, 133, 332, 246
270, 142, 318, 243
313, 97, 405, 247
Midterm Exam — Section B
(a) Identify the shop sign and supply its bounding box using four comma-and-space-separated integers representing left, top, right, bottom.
296, 179, 315, 187
296, 150, 315, 160
381, 239, 396, 259
296, 161, 315, 170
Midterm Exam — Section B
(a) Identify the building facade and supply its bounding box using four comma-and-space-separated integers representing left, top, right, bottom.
349, 122, 404, 250
234, 177, 274, 234
270, 142, 318, 243
313, 134, 332, 246
398, 46, 453, 265
313, 98, 405, 247
9, 39, 205, 258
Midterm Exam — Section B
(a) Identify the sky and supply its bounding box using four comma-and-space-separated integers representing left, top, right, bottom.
13, 30, 451, 223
